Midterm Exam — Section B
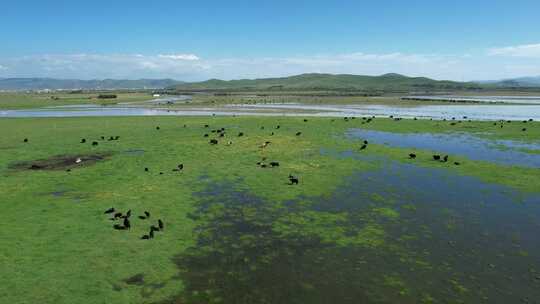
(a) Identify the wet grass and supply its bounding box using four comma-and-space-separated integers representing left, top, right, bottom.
0, 115, 539, 303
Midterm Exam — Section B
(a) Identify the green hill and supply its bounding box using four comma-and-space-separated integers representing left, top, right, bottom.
170, 73, 482, 92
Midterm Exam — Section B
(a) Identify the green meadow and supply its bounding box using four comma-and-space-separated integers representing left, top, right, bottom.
0, 92, 154, 110
1, 116, 539, 303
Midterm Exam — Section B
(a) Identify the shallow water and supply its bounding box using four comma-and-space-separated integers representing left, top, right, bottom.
162, 159, 540, 304
347, 129, 540, 168
2, 103, 540, 121
405, 95, 540, 105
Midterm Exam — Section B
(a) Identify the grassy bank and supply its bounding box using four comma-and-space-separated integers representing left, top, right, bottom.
0, 116, 538, 303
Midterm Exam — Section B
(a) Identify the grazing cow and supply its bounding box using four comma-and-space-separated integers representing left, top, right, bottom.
360, 144, 367, 150
101, 136, 105, 140
454, 162, 461, 166
114, 212, 123, 219
126, 210, 131, 218
159, 172, 164, 175
260, 126, 265, 130
150, 225, 159, 232
141, 235, 150, 240
178, 164, 184, 170
303, 119, 308, 122
156, 126, 160, 130
158, 219, 164, 230
123, 218, 131, 230
227, 141, 233, 145
113, 224, 126, 230
23, 138, 28, 143
104, 207, 115, 214
81, 139, 86, 143
209, 139, 218, 145
204, 124, 209, 128
296, 132, 302, 136
276, 125, 280, 129
149, 229, 155, 239
270, 132, 274, 136
288, 174, 299, 185
433, 155, 441, 161
204, 134, 209, 137
144, 167, 149, 172
409, 153, 417, 159
115, 136, 120, 140
238, 132, 244, 137
522, 128, 527, 131
108, 136, 114, 141
270, 162, 280, 167
92, 141, 99, 146
138, 215, 147, 220
219, 133, 225, 137
443, 155, 449, 162
144, 211, 150, 218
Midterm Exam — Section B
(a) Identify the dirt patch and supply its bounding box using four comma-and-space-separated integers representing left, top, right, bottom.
9, 152, 112, 171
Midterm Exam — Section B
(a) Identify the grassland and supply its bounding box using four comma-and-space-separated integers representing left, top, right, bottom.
0, 116, 539, 303
0, 92, 154, 110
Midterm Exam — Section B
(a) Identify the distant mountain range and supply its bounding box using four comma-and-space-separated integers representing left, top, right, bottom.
2, 74, 540, 92
479, 76, 540, 87
170, 73, 482, 92
0, 78, 183, 90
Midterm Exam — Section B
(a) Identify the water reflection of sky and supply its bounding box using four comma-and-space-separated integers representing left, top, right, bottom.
347, 129, 540, 168
2, 103, 540, 121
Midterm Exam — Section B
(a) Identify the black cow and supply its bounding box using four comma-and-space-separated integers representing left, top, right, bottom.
113, 224, 126, 230
443, 155, 449, 162
158, 219, 164, 230
270, 162, 280, 167
81, 139, 86, 143
123, 218, 131, 230
360, 144, 367, 150
210, 139, 218, 145
23, 138, 28, 143
296, 132, 302, 136
104, 207, 115, 214
409, 153, 417, 159
92, 141, 99, 146
288, 174, 299, 185
238, 132, 244, 137
433, 155, 441, 161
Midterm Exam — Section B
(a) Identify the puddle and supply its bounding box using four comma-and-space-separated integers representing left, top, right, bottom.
9, 152, 112, 171
163, 161, 540, 303
347, 129, 540, 168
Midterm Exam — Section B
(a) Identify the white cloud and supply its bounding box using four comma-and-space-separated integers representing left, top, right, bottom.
158, 54, 200, 61
0, 49, 539, 81
488, 43, 540, 58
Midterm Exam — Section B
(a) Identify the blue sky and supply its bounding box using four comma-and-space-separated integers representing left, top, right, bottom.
1, 0, 540, 81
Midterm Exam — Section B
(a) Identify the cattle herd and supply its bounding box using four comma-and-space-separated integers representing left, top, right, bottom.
104, 207, 164, 240
20, 116, 536, 241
